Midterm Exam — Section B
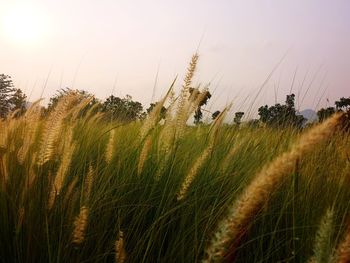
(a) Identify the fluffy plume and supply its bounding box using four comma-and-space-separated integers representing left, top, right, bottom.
183, 53, 199, 89
17, 100, 42, 164
115, 231, 126, 263
164, 53, 200, 144
48, 129, 75, 209
158, 92, 177, 154
105, 129, 115, 163
177, 145, 213, 201
72, 206, 89, 245
84, 164, 94, 201
63, 176, 78, 205
203, 112, 343, 262
177, 107, 229, 201
156, 55, 200, 179
37, 93, 77, 165
309, 209, 335, 263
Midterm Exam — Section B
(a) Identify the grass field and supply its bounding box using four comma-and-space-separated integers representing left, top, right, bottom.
0, 60, 349, 262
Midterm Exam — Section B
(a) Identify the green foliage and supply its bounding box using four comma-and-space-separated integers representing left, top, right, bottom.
0, 74, 28, 118
1, 101, 349, 262
233, 111, 244, 125
1, 73, 350, 262
335, 97, 350, 110
317, 107, 336, 122
258, 94, 306, 128
9, 89, 27, 115
317, 97, 350, 125
102, 94, 144, 122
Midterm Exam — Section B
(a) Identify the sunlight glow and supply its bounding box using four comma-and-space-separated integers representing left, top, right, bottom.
1, 4, 49, 45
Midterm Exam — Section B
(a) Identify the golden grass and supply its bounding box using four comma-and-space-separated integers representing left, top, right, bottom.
203, 112, 344, 262
177, 107, 229, 201
48, 128, 75, 209
17, 101, 41, 164
0, 55, 349, 262
105, 129, 116, 164
84, 164, 94, 202
137, 135, 152, 176
309, 208, 335, 263
115, 230, 126, 263
335, 219, 350, 263
37, 94, 74, 165
72, 206, 89, 245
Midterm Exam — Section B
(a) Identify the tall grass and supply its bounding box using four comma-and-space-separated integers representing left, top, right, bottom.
0, 58, 349, 263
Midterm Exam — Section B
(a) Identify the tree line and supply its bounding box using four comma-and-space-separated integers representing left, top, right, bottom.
0, 74, 349, 128
0, 74, 27, 118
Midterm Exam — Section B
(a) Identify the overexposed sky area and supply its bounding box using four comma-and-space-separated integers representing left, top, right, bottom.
0, 0, 349, 118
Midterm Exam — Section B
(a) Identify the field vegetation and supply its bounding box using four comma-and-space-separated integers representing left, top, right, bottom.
0, 55, 350, 263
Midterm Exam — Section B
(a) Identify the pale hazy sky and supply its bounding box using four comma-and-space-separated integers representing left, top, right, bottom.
0, 0, 349, 117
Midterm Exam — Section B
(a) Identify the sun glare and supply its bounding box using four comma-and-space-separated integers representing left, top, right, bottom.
1, 4, 49, 45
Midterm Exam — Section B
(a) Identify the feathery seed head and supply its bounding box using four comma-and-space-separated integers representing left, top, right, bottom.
37, 93, 77, 165
84, 164, 94, 202
72, 206, 89, 245
115, 230, 126, 263
310, 208, 335, 263
203, 112, 343, 262
105, 129, 116, 163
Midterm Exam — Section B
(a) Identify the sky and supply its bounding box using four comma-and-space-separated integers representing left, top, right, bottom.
0, 0, 349, 118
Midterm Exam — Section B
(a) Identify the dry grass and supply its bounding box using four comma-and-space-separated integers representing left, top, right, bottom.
115, 231, 127, 263
72, 206, 89, 245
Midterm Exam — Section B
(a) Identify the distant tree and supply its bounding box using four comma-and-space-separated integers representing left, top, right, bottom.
333, 97, 350, 131
316, 97, 350, 129
189, 87, 212, 124
257, 105, 270, 123
212, 110, 221, 120
0, 75, 28, 118
258, 94, 305, 128
0, 74, 15, 118
102, 94, 144, 122
9, 89, 27, 116
146, 102, 167, 119
317, 107, 335, 122
233, 111, 244, 125
285, 93, 295, 108
335, 97, 350, 111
